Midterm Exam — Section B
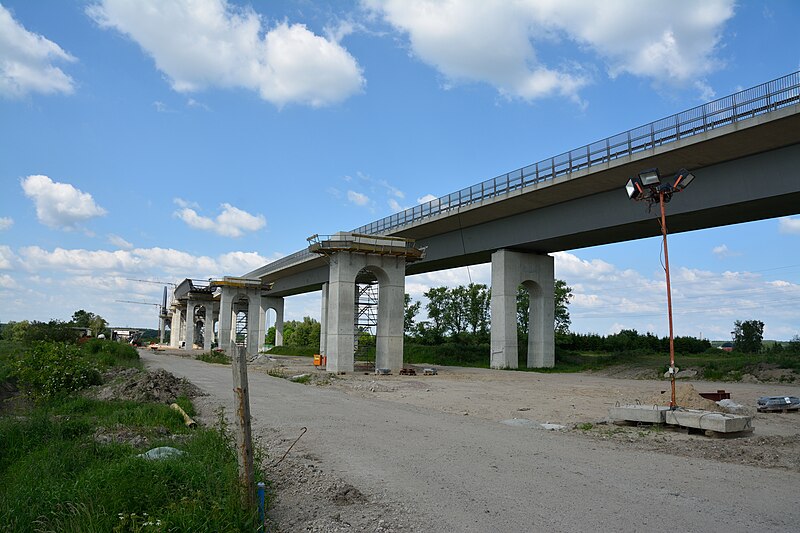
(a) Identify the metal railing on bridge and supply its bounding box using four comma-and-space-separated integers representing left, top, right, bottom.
258, 71, 800, 276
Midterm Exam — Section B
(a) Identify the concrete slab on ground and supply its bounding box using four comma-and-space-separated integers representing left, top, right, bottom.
609, 405, 670, 424
664, 409, 753, 433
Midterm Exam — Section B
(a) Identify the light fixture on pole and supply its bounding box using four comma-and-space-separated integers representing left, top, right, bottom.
625, 168, 695, 409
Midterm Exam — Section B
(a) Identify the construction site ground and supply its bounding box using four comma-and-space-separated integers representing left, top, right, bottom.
142, 349, 800, 532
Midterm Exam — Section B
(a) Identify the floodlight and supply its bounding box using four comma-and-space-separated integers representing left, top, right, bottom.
673, 169, 695, 191
625, 177, 644, 199
638, 168, 661, 186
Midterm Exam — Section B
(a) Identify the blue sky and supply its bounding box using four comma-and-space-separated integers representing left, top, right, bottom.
1, 0, 799, 341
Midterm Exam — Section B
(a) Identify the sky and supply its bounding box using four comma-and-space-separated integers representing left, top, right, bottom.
1, 0, 799, 341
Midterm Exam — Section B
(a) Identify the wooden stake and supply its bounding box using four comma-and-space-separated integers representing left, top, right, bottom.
232, 344, 255, 508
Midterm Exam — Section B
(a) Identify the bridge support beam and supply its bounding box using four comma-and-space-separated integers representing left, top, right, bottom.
203, 304, 215, 352
263, 296, 284, 347
325, 252, 406, 373
490, 250, 554, 369
184, 300, 198, 350
169, 306, 182, 348
218, 286, 266, 357
319, 282, 328, 356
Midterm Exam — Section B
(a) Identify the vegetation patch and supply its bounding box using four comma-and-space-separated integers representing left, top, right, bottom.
0, 398, 263, 532
196, 350, 231, 365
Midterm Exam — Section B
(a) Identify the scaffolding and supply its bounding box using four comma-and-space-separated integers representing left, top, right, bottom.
235, 310, 248, 347
354, 278, 378, 360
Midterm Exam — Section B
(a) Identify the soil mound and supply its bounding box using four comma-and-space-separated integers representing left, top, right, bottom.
93, 368, 202, 404
643, 383, 722, 411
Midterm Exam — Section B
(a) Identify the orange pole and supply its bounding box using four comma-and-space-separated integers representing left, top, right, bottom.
659, 190, 677, 408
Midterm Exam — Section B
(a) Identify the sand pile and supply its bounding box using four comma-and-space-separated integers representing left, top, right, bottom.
644, 384, 722, 412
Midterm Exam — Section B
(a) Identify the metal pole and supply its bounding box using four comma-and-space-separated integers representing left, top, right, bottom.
232, 344, 255, 507
659, 191, 677, 408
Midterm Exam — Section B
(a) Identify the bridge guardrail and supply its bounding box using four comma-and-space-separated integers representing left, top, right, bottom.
259, 71, 800, 276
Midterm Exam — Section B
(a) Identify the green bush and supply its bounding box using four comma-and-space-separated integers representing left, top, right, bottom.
13, 343, 101, 402
197, 350, 231, 364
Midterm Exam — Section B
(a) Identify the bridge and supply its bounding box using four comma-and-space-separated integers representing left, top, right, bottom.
169, 71, 800, 372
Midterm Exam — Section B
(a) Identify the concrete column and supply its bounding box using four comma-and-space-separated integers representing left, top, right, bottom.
184, 301, 197, 350
264, 296, 284, 347
247, 293, 266, 357
319, 282, 328, 355
325, 252, 406, 373
325, 254, 357, 373
375, 256, 405, 372
490, 250, 554, 369
203, 304, 214, 352
170, 307, 182, 348
219, 288, 235, 356
159, 314, 166, 345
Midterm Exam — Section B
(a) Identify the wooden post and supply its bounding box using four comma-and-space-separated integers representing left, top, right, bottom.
232, 344, 255, 508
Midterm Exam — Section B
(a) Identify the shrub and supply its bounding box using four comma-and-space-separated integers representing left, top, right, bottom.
13, 342, 101, 401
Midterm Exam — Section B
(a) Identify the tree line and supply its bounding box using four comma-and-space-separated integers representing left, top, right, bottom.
1, 310, 108, 344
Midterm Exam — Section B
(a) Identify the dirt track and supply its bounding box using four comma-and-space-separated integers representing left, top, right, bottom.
142, 350, 800, 532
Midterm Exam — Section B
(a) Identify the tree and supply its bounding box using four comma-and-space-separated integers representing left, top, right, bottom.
424, 287, 449, 336
281, 317, 321, 349
71, 309, 108, 337
732, 319, 765, 353
554, 279, 573, 335
461, 283, 490, 337
404, 294, 421, 333
516, 279, 573, 335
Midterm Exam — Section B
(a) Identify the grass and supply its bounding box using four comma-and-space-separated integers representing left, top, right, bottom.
0, 396, 264, 532
196, 350, 231, 365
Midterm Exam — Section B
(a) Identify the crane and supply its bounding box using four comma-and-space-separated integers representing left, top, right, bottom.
126, 278, 177, 287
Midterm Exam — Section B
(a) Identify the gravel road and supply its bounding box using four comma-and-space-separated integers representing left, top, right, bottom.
141, 351, 799, 532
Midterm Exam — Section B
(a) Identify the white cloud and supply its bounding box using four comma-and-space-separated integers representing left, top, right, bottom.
21, 175, 107, 230
174, 202, 266, 237
16, 245, 267, 279
108, 234, 133, 249
347, 190, 370, 206
0, 4, 76, 98
417, 194, 438, 204
88, 0, 364, 107
173, 197, 199, 209
0, 217, 13, 230
0, 245, 16, 269
363, 0, 734, 101
0, 274, 18, 289
712, 244, 741, 258
779, 216, 800, 234
218, 251, 270, 273
388, 199, 406, 212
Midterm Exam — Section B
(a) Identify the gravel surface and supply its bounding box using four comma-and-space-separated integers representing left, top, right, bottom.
141, 350, 800, 533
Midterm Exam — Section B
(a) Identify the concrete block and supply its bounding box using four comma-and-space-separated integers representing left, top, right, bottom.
609, 405, 669, 424
664, 409, 753, 433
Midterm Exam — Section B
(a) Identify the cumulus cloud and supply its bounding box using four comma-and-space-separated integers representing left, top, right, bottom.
21, 175, 107, 230
0, 217, 13, 230
779, 216, 800, 234
0, 274, 17, 289
17, 245, 269, 278
712, 244, 741, 258
363, 0, 734, 102
0, 245, 16, 269
347, 190, 370, 206
0, 4, 76, 98
88, 0, 364, 107
174, 202, 266, 237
